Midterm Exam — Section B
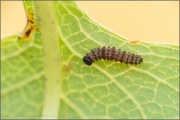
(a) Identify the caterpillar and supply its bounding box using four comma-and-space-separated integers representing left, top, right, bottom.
83, 46, 143, 66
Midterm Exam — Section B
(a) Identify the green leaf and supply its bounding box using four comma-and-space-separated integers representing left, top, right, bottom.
1, 1, 179, 119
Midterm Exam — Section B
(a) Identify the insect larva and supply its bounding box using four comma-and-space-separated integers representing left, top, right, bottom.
83, 46, 143, 66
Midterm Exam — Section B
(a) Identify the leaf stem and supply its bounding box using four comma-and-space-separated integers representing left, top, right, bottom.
34, 2, 61, 119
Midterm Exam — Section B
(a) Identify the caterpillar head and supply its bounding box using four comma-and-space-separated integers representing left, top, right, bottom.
83, 56, 93, 66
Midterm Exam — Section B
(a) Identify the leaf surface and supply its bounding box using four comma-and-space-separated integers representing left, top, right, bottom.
1, 1, 179, 119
